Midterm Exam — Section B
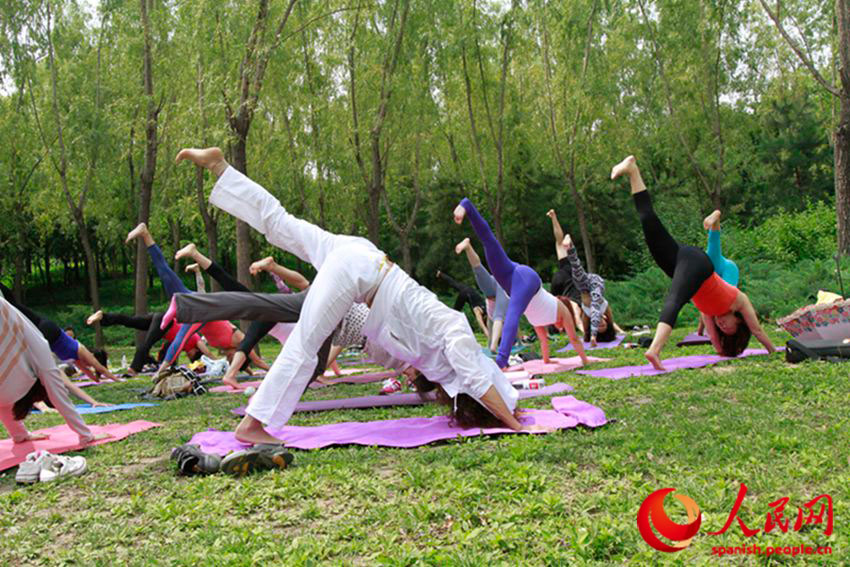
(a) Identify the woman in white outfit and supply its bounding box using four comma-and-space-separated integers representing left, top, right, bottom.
176, 147, 549, 445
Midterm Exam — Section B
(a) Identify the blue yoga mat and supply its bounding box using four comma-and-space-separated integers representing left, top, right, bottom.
33, 403, 159, 415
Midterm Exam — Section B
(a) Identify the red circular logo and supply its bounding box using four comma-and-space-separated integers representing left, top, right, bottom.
637, 488, 702, 552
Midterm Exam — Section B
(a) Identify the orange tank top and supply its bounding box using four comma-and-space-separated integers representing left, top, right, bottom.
692, 273, 739, 316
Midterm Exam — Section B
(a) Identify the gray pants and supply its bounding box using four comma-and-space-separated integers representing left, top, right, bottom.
174, 290, 308, 323
174, 290, 331, 384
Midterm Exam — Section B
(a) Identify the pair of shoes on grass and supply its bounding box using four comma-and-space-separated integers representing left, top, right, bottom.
16, 451, 87, 484
171, 443, 293, 478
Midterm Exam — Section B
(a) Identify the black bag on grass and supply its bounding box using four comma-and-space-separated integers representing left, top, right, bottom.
785, 338, 850, 363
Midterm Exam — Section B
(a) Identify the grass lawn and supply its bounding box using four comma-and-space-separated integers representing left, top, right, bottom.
0, 327, 845, 566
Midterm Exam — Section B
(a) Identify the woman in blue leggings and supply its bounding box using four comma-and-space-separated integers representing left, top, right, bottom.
454, 198, 588, 369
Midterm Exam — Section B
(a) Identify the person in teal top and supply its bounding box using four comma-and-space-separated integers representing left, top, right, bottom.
696, 209, 739, 336
704, 209, 739, 287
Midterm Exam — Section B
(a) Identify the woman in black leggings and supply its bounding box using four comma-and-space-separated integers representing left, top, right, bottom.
611, 155, 775, 370
435, 270, 489, 337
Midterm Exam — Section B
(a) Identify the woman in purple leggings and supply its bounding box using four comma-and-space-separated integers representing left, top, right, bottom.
454, 198, 588, 369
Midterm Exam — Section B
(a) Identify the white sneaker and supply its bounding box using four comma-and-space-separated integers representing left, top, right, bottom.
15, 451, 57, 484
39, 455, 87, 482
508, 354, 523, 367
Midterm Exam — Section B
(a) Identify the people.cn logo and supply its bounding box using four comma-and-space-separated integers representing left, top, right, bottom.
637, 488, 702, 552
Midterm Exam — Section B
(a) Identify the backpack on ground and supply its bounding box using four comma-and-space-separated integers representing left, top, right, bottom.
150, 366, 207, 399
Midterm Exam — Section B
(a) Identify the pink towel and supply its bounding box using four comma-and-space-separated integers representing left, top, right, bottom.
0, 420, 162, 472
506, 356, 609, 375
192, 397, 606, 452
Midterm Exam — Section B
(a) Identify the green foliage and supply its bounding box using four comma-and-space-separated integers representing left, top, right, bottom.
730, 201, 837, 266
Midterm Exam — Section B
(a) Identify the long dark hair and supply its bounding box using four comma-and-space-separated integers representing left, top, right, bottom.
412, 375, 504, 429
13, 379, 52, 420
583, 312, 617, 343
717, 312, 751, 357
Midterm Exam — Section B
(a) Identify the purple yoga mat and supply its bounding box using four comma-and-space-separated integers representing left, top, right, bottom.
192, 396, 606, 452
575, 348, 781, 380
676, 332, 712, 347
230, 382, 575, 415
557, 335, 625, 353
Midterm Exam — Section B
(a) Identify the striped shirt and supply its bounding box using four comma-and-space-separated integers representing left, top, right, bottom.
0, 298, 92, 443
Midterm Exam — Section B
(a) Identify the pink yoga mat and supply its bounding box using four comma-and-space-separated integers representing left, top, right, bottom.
192, 396, 606, 452
676, 332, 712, 347
557, 335, 625, 352
506, 356, 609, 375
208, 369, 400, 393
575, 348, 781, 380
230, 382, 575, 415
0, 420, 162, 472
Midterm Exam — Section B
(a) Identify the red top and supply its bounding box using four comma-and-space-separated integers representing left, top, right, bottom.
692, 273, 739, 315
164, 322, 200, 351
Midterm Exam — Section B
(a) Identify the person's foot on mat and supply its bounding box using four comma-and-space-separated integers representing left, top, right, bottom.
171, 443, 221, 476
220, 445, 293, 477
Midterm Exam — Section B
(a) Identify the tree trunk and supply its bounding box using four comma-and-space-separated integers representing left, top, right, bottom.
837, 94, 850, 253
76, 216, 103, 347
230, 137, 253, 292
169, 217, 180, 273
135, 0, 160, 345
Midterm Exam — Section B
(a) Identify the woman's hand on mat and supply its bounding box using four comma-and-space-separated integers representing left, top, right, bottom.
91, 401, 113, 408
520, 424, 555, 433
453, 204, 466, 224
590, 337, 598, 347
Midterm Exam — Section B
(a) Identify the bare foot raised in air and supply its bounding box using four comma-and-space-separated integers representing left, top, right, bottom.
185, 263, 200, 273
86, 310, 103, 326
610, 155, 637, 180
455, 237, 471, 255
546, 209, 557, 219
175, 147, 228, 177
125, 222, 153, 246
703, 210, 721, 231
453, 204, 467, 224
249, 256, 276, 276
645, 350, 666, 372
175, 242, 198, 262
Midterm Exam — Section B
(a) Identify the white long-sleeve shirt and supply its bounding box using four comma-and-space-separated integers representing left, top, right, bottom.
0, 297, 92, 443
363, 265, 518, 411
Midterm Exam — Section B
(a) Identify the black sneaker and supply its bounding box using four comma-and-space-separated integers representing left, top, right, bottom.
220, 444, 293, 477
170, 443, 221, 476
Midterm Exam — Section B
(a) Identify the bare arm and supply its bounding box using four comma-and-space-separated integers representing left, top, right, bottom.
77, 344, 119, 382
701, 313, 724, 354
557, 300, 589, 364
736, 293, 776, 353
194, 270, 206, 293
535, 326, 550, 363
62, 376, 110, 406
474, 308, 490, 338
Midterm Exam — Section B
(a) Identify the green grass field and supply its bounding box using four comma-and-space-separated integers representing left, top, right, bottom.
0, 327, 845, 566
